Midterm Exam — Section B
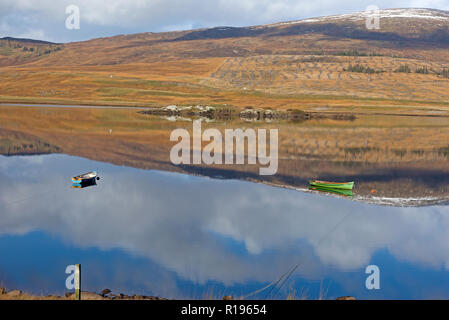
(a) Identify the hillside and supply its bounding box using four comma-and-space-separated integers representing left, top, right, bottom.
0, 37, 62, 67
0, 8, 449, 110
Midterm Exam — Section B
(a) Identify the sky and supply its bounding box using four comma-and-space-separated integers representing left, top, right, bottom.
0, 0, 449, 43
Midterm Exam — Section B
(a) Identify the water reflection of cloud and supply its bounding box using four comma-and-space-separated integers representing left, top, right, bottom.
1, 154, 449, 291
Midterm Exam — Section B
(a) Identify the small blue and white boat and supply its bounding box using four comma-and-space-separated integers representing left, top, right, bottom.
72, 171, 99, 185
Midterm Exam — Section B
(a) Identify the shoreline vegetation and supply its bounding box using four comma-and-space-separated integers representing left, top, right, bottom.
0, 287, 356, 300
138, 105, 357, 121
5, 101, 449, 121
2, 101, 449, 118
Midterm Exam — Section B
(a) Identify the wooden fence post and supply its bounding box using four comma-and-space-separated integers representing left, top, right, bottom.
75, 264, 81, 300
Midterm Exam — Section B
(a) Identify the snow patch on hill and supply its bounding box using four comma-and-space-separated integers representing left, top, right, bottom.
267, 8, 449, 27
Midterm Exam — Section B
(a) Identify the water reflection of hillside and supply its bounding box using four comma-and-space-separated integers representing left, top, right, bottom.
178, 161, 449, 207
1, 107, 449, 206
0, 128, 61, 156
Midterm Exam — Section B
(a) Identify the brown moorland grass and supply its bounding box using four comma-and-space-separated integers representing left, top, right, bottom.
1, 15, 449, 111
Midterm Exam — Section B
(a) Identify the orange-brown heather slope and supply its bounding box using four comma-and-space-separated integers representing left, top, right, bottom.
1, 8, 449, 111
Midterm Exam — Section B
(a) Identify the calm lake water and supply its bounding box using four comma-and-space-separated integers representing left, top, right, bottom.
2, 104, 449, 299
2, 153, 449, 299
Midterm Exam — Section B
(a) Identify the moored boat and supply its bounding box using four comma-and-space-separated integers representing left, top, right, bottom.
72, 171, 99, 184
309, 186, 353, 197
309, 180, 354, 190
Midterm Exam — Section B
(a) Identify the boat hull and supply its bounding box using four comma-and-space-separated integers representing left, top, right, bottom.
72, 171, 97, 184
309, 181, 354, 190
72, 178, 97, 189
309, 186, 353, 197
72, 177, 96, 184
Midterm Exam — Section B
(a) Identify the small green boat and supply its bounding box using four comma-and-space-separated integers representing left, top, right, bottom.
309, 186, 353, 197
309, 180, 354, 190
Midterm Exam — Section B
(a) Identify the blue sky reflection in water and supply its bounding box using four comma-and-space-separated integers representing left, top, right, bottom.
1, 154, 449, 299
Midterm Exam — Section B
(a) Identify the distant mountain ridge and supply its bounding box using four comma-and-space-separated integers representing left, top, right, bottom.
23, 7, 448, 66
175, 8, 449, 43
0, 37, 57, 45
2, 8, 449, 45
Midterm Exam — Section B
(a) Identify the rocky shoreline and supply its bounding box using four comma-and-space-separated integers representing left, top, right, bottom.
138, 105, 357, 121
0, 287, 356, 300
0, 287, 166, 300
